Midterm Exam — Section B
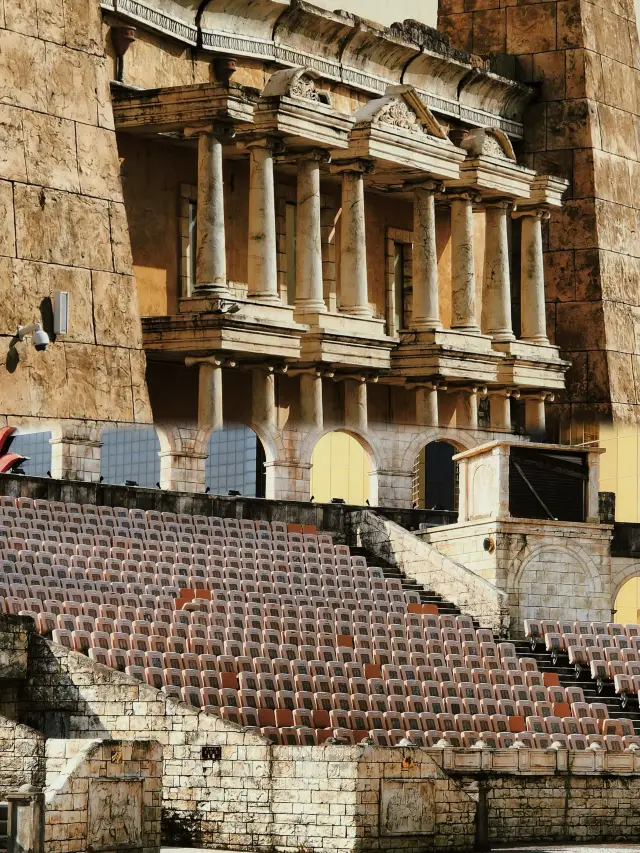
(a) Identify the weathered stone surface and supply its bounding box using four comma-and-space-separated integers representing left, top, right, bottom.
14, 185, 113, 270
77, 124, 124, 201
109, 201, 134, 274
62, 0, 102, 54
0, 104, 27, 182
22, 110, 80, 192
0, 28, 47, 112
45, 41, 99, 126
0, 180, 15, 258
92, 272, 143, 348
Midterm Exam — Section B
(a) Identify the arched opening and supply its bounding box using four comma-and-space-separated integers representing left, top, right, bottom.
101, 427, 161, 488
206, 425, 266, 498
310, 431, 372, 505
413, 441, 459, 515
614, 576, 640, 624
8, 430, 52, 477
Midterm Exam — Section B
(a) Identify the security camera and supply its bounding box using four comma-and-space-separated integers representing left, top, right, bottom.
32, 328, 50, 351
17, 323, 50, 352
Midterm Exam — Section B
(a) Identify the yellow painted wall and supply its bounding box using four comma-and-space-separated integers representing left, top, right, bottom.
615, 577, 640, 624
599, 422, 640, 523
310, 432, 371, 505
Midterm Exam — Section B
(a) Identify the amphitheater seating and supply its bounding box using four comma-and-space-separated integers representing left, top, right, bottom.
525, 619, 640, 711
0, 495, 636, 749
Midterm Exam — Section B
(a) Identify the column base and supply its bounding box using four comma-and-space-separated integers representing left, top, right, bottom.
340, 305, 373, 319
247, 292, 283, 305
521, 334, 550, 345
490, 331, 516, 343
193, 283, 229, 296
294, 299, 327, 314
451, 324, 482, 334
412, 319, 443, 331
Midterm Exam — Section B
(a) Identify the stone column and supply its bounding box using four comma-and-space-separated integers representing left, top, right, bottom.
525, 393, 552, 441
456, 389, 479, 429
517, 208, 550, 343
344, 378, 367, 433
415, 385, 439, 426
252, 368, 277, 433
449, 192, 480, 333
333, 160, 374, 317
410, 180, 442, 329
482, 200, 515, 341
300, 372, 323, 430
186, 126, 230, 295
198, 362, 223, 432
295, 151, 329, 312
248, 138, 281, 303
489, 391, 515, 431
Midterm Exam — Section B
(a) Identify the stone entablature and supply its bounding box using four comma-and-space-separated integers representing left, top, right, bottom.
101, 0, 532, 138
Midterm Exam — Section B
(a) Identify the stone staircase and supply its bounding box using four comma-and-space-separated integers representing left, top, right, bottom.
351, 546, 465, 617
513, 641, 640, 735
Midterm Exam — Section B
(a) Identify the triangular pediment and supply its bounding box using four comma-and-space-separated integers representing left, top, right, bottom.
353, 85, 448, 140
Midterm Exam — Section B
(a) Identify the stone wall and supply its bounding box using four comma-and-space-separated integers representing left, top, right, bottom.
349, 510, 510, 632
39, 739, 162, 853
10, 636, 273, 850
425, 518, 613, 632
0, 0, 152, 480
0, 715, 45, 800
439, 0, 640, 433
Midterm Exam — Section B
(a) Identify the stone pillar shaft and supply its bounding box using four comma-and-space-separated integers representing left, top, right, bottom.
456, 390, 479, 429
411, 182, 441, 329
525, 397, 546, 441
344, 379, 367, 433
490, 395, 511, 430
450, 192, 480, 333
300, 372, 323, 430
337, 163, 372, 317
295, 155, 326, 312
248, 140, 280, 302
195, 131, 227, 294
252, 369, 277, 433
482, 201, 515, 341
415, 386, 439, 426
519, 209, 550, 343
198, 362, 223, 432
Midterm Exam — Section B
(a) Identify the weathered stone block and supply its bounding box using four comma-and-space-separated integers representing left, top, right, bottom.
14, 185, 113, 271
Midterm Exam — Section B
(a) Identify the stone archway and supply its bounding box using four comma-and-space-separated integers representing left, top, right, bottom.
308, 429, 377, 506
508, 543, 608, 627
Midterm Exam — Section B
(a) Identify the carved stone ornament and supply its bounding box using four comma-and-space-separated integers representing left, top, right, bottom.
290, 74, 320, 102
261, 67, 331, 106
375, 98, 424, 134
460, 127, 516, 161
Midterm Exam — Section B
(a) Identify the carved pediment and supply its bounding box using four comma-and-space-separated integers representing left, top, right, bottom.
460, 127, 516, 161
353, 85, 448, 140
262, 67, 331, 106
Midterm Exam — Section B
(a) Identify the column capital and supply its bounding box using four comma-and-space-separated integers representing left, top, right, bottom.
513, 206, 551, 221
403, 178, 445, 194
184, 123, 236, 141
330, 158, 375, 176
247, 136, 285, 154
488, 388, 520, 399
446, 189, 483, 204
293, 148, 332, 165
483, 198, 517, 213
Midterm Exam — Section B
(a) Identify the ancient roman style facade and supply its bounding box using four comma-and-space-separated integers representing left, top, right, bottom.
86, 0, 573, 507
2, 0, 640, 514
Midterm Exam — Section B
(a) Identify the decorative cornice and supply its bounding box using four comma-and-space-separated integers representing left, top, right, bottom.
101, 0, 532, 138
